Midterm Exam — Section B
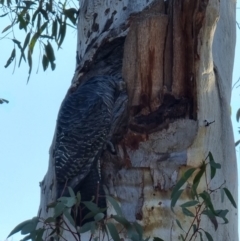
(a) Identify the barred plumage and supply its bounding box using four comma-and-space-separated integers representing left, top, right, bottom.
54, 75, 121, 199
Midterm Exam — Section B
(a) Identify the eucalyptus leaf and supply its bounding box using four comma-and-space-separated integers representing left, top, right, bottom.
106, 196, 122, 216
106, 223, 121, 241
171, 189, 184, 209
171, 168, 196, 199
21, 217, 38, 235
94, 212, 105, 222
204, 231, 214, 241
63, 209, 76, 227
78, 221, 93, 233
175, 219, 184, 231
180, 200, 199, 208
182, 207, 195, 217
4, 48, 16, 68
8, 217, 38, 238
223, 188, 237, 208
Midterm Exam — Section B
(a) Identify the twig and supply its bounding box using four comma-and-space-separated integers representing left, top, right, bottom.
232, 77, 240, 90
184, 202, 204, 240
62, 218, 80, 241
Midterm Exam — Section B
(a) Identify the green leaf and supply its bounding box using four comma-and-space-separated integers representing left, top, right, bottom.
78, 221, 93, 233
19, 32, 31, 66
27, 48, 32, 82
36, 228, 44, 241
21, 234, 31, 241
42, 55, 49, 71
42, 54, 48, 71
175, 219, 184, 231
45, 41, 55, 64
82, 201, 99, 213
54, 202, 65, 218
46, 0, 53, 12
192, 224, 197, 233
235, 140, 240, 147
215, 209, 228, 218
29, 21, 48, 53
0, 98, 9, 104
192, 162, 206, 197
180, 200, 199, 208
182, 207, 195, 217
18, 13, 27, 31
171, 189, 183, 209
44, 217, 55, 223
58, 20, 66, 48
106, 196, 123, 216
94, 213, 105, 222
32, 9, 40, 24
47, 201, 57, 208
208, 152, 221, 179
58, 196, 76, 208
171, 168, 196, 199
202, 209, 218, 230
50, 61, 56, 70
223, 188, 237, 208
4, 48, 16, 68
112, 215, 131, 229
52, 19, 58, 39
23, 32, 31, 51
236, 108, 240, 122
153, 238, 164, 241
63, 209, 76, 227
204, 231, 214, 241
67, 186, 75, 197
208, 152, 221, 169
76, 191, 81, 206
40, 35, 54, 39
21, 217, 38, 235
37, 13, 41, 30
83, 210, 98, 221
215, 209, 229, 224
129, 232, 140, 241
199, 191, 215, 214
0, 13, 8, 17
199, 231, 203, 241
39, 8, 48, 20
2, 24, 12, 33
106, 223, 121, 241
7, 217, 38, 238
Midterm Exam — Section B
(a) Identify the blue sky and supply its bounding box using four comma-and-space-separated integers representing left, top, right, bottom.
0, 17, 76, 240
0, 7, 240, 241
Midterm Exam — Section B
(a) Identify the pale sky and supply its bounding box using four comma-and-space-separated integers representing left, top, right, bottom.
0, 6, 240, 241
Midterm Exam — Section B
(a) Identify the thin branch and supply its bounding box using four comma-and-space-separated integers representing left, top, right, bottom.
62, 218, 80, 241
232, 77, 240, 90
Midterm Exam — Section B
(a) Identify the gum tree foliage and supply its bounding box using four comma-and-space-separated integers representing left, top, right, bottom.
0, 0, 78, 81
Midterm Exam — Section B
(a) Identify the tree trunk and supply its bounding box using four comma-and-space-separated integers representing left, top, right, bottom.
38, 0, 237, 240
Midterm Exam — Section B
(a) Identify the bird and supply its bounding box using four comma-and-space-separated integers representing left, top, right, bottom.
53, 75, 124, 225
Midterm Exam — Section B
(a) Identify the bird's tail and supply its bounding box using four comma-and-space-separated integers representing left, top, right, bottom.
74, 164, 106, 226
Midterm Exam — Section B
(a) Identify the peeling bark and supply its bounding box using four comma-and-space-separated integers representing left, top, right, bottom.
38, 0, 237, 240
